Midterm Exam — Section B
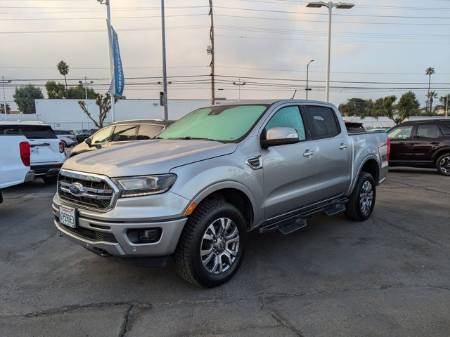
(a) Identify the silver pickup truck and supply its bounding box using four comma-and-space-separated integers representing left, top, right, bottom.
52, 100, 389, 287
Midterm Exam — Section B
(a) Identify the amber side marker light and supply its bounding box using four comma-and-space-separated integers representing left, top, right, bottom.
184, 201, 198, 216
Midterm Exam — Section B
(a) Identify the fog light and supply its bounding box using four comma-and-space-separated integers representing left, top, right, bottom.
127, 228, 162, 244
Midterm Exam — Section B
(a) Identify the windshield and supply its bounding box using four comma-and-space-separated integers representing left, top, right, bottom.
158, 105, 268, 142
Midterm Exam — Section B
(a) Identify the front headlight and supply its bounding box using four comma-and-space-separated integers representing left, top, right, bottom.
114, 174, 177, 198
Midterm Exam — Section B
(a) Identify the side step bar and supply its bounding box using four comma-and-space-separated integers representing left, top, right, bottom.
259, 197, 348, 235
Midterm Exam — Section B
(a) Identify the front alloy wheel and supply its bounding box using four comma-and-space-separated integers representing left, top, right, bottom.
200, 217, 240, 274
437, 154, 450, 176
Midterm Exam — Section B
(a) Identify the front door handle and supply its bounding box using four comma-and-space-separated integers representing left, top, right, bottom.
339, 143, 348, 150
303, 150, 314, 158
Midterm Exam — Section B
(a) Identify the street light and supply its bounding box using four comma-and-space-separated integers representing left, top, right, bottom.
305, 59, 314, 100
79, 77, 94, 100
306, 1, 354, 102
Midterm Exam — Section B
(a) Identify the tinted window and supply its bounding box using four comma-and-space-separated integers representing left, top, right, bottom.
111, 124, 138, 142
388, 126, 413, 140
137, 124, 164, 140
302, 106, 340, 139
439, 123, 450, 136
159, 105, 268, 142
91, 126, 113, 144
265, 106, 306, 141
0, 125, 56, 139
416, 124, 441, 139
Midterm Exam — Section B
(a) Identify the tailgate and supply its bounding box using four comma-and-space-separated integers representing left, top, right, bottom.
29, 139, 64, 164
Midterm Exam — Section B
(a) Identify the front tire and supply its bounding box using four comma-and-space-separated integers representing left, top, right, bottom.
346, 172, 376, 221
436, 153, 450, 176
175, 198, 247, 288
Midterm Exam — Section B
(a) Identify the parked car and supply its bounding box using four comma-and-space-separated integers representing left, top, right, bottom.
52, 100, 389, 287
0, 122, 66, 183
69, 120, 171, 157
0, 135, 32, 203
388, 119, 450, 175
54, 130, 78, 147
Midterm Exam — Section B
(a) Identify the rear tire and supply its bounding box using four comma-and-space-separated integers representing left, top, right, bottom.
175, 198, 247, 288
436, 153, 450, 176
346, 172, 376, 222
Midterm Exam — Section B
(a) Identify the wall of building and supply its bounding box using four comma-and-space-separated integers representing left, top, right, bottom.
0, 99, 210, 130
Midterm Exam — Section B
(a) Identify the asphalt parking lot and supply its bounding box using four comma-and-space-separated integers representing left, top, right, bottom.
1, 169, 449, 337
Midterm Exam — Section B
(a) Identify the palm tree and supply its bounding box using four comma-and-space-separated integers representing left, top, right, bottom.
425, 67, 435, 113
427, 90, 438, 114
57, 61, 69, 92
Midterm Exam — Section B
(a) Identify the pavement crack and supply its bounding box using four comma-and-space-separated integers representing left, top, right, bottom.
118, 305, 133, 337
269, 309, 305, 337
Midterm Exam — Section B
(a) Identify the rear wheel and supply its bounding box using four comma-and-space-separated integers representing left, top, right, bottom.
175, 198, 247, 288
436, 153, 450, 176
346, 172, 376, 221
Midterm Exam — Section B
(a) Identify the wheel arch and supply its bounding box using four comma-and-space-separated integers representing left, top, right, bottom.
349, 156, 380, 194
191, 182, 256, 230
432, 147, 450, 164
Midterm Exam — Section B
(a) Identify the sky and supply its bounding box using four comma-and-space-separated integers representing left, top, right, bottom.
1, 0, 450, 110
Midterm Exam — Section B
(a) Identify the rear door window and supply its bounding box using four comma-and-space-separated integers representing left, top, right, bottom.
302, 106, 341, 139
111, 124, 138, 142
137, 124, 164, 140
439, 123, 450, 136
0, 125, 56, 139
416, 124, 442, 139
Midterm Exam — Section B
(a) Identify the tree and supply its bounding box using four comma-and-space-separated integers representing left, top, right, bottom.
427, 90, 438, 114
13, 85, 44, 114
78, 93, 113, 128
57, 60, 69, 92
0, 103, 11, 114
425, 66, 435, 113
45, 81, 66, 99
373, 95, 397, 120
67, 84, 97, 99
339, 98, 373, 118
439, 94, 450, 116
397, 91, 420, 122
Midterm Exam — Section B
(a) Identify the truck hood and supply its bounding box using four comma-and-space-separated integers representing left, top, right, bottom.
63, 139, 237, 177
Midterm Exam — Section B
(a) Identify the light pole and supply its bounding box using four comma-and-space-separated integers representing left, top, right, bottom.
233, 79, 246, 101
79, 77, 94, 100
306, 1, 354, 102
97, 0, 115, 122
305, 59, 314, 100
161, 0, 169, 121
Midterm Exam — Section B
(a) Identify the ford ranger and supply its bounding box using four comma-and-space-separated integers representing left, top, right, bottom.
52, 100, 389, 287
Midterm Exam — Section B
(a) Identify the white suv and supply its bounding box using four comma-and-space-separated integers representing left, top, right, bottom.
0, 122, 66, 183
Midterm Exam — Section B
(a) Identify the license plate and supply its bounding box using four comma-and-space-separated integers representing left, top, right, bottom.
60, 206, 77, 228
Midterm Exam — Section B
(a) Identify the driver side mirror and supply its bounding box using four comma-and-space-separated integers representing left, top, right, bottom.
85, 137, 92, 147
261, 127, 300, 148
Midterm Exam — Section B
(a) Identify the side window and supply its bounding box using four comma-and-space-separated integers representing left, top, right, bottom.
416, 124, 441, 139
440, 123, 450, 136
91, 126, 113, 144
302, 106, 340, 139
265, 106, 306, 141
111, 124, 138, 142
137, 124, 164, 140
388, 126, 413, 140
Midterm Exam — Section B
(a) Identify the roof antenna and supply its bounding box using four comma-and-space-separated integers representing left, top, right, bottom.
291, 89, 297, 99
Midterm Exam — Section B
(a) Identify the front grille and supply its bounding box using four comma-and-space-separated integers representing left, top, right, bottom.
60, 221, 117, 243
58, 170, 116, 210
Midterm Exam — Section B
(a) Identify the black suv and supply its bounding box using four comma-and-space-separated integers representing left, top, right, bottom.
70, 120, 172, 157
388, 119, 450, 175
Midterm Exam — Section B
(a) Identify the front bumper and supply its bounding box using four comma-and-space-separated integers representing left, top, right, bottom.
52, 202, 187, 257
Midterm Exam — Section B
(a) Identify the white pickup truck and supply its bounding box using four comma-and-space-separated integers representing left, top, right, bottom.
0, 122, 66, 183
0, 135, 33, 203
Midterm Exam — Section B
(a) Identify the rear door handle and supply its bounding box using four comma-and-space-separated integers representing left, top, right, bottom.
303, 150, 314, 158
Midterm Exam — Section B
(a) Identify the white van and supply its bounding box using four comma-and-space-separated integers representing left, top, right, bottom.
0, 122, 66, 183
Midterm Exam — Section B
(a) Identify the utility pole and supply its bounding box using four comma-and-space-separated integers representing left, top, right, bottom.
161, 0, 169, 121
233, 78, 246, 101
79, 76, 94, 100
305, 59, 314, 100
208, 0, 216, 105
1, 76, 11, 114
